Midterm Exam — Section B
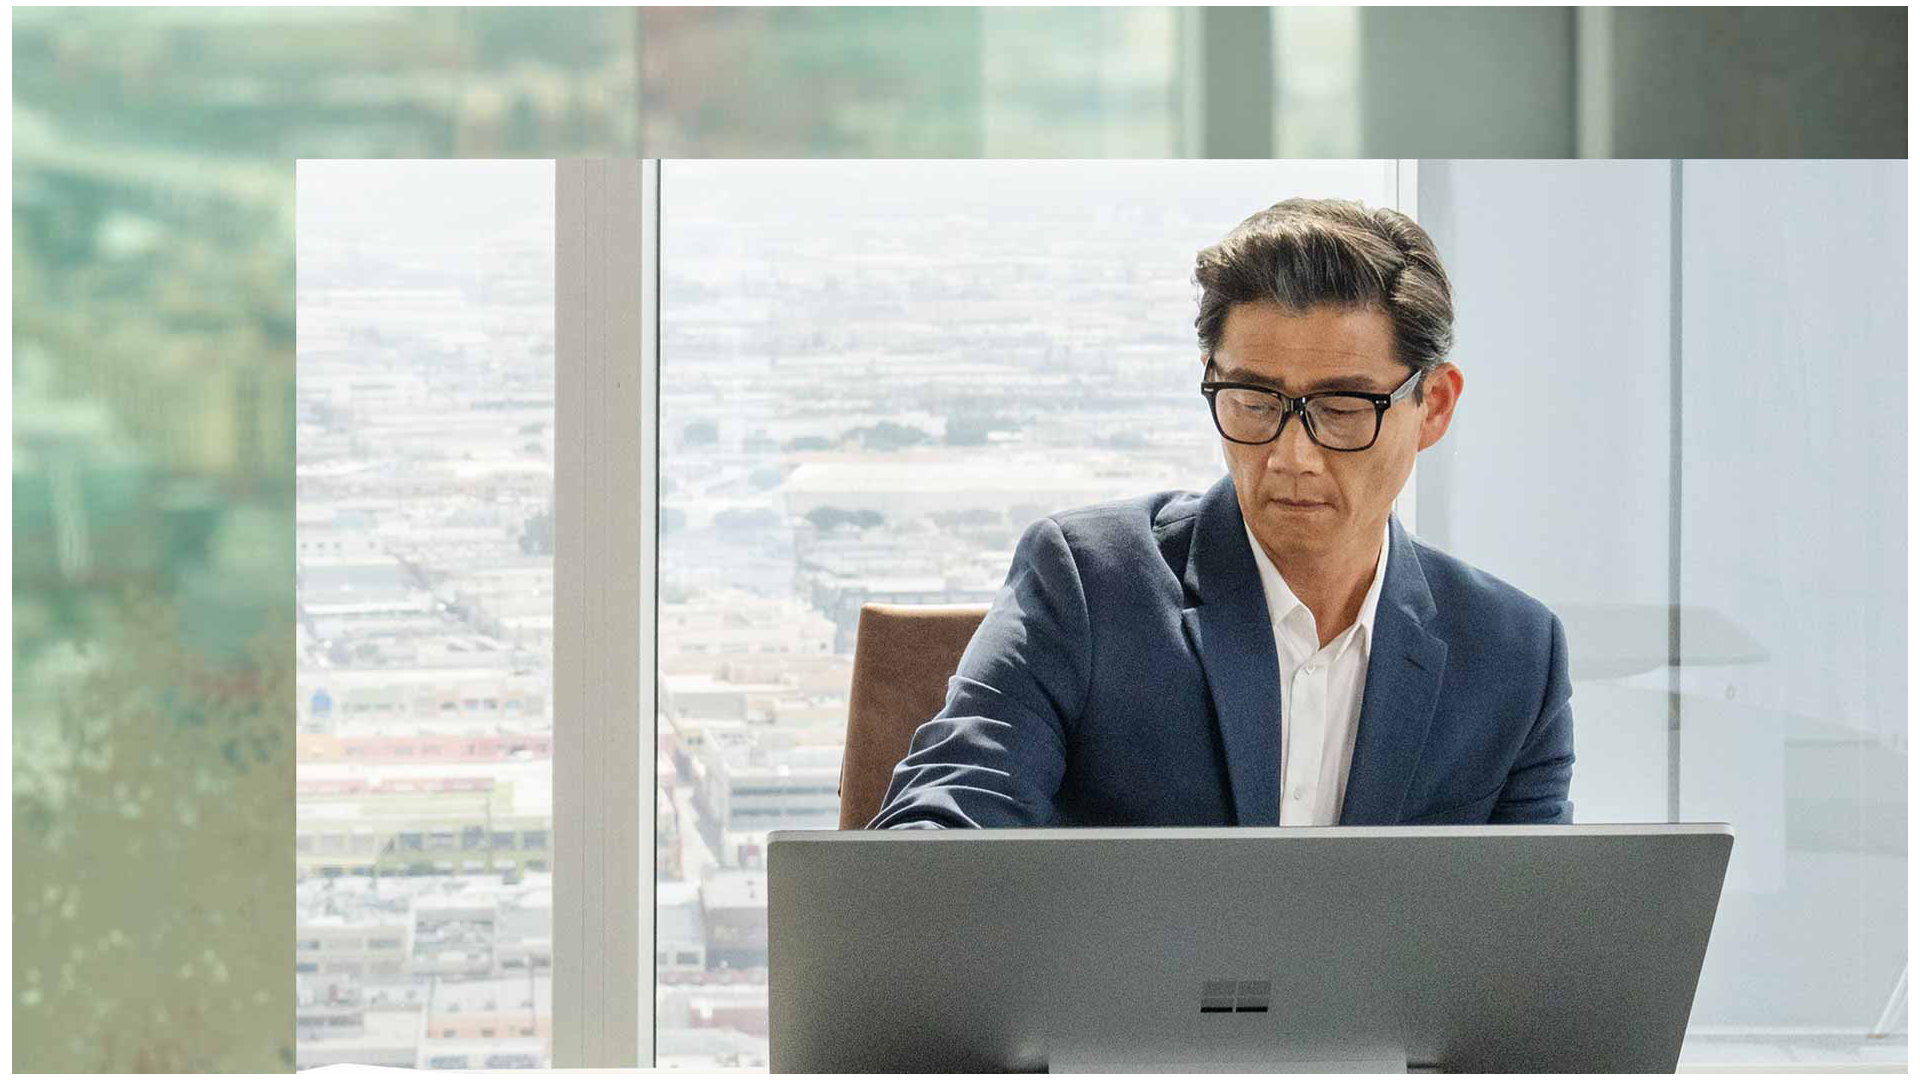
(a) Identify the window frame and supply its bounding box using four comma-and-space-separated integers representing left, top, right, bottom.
553, 158, 655, 1068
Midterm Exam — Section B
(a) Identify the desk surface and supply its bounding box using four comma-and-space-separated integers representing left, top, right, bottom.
308, 1033, 1909, 1075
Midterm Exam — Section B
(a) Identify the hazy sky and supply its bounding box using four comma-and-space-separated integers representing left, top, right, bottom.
296, 159, 1401, 249
298, 159, 554, 255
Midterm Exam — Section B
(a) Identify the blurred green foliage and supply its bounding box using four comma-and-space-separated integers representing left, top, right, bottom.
14, 592, 296, 1071
12, 7, 637, 1071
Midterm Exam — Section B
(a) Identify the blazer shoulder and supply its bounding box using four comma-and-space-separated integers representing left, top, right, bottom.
1039, 488, 1205, 582
1411, 534, 1557, 637
1046, 489, 1202, 544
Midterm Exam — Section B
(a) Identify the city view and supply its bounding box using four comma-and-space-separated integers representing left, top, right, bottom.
294, 162, 559, 1069
293, 160, 1394, 1068
653, 162, 1393, 1065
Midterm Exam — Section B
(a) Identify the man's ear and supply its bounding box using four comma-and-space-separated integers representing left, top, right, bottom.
1416, 363, 1463, 452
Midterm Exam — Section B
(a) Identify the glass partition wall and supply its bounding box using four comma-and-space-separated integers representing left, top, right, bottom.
1416, 160, 1906, 1064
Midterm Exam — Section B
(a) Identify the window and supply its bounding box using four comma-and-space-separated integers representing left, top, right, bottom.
295, 160, 557, 1071
652, 160, 1401, 1067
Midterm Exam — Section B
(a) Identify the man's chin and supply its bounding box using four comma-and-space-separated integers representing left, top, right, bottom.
1253, 505, 1345, 556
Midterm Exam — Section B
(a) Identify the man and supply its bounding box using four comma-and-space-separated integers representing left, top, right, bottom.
868, 198, 1573, 830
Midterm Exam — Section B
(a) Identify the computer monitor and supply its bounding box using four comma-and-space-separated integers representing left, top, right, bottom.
768, 823, 1733, 1072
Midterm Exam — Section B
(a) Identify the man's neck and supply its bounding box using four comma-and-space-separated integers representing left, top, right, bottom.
1270, 534, 1384, 650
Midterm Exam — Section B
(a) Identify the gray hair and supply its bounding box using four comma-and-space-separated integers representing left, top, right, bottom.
1194, 198, 1455, 396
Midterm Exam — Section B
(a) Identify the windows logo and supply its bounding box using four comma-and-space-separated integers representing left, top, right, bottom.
1201, 979, 1272, 1014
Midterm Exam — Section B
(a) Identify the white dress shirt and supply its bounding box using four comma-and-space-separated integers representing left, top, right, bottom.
1243, 521, 1391, 826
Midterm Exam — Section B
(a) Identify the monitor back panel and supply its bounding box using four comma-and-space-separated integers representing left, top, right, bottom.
767, 825, 1733, 1073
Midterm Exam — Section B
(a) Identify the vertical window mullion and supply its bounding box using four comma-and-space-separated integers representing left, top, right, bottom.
555, 158, 648, 1069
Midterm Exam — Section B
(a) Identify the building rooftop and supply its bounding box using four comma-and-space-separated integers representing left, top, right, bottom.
700, 871, 768, 912
662, 674, 796, 696
783, 457, 1120, 493
297, 760, 552, 820
292, 1008, 419, 1066
297, 666, 547, 688
429, 972, 551, 1016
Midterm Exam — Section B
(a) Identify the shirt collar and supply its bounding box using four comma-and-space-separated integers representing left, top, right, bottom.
1243, 519, 1392, 657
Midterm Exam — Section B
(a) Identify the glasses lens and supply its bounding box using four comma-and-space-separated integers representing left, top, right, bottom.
1303, 396, 1379, 450
1213, 388, 1284, 443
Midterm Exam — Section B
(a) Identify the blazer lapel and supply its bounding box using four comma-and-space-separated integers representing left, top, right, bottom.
1338, 516, 1448, 826
1179, 477, 1282, 827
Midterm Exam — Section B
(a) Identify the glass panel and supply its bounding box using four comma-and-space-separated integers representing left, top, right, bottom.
1417, 160, 1675, 827
638, 8, 1183, 157
1272, 6, 1362, 157
656, 160, 1400, 1068
1417, 159, 1907, 1067
295, 160, 556, 1070
1675, 161, 1906, 1048
979, 7, 1181, 156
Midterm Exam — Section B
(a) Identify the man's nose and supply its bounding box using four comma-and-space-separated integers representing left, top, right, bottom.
1266, 410, 1324, 473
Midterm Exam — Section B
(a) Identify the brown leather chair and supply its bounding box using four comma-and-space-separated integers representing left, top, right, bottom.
837, 603, 990, 829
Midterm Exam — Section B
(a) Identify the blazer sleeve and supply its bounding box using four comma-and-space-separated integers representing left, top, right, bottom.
865, 515, 1093, 829
1488, 610, 1576, 824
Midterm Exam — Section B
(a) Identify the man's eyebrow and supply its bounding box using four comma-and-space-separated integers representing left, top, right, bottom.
1207, 365, 1387, 394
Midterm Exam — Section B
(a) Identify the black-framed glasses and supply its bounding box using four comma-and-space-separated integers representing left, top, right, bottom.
1201, 368, 1423, 452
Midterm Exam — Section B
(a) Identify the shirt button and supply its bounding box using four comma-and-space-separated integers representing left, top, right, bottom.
1291, 787, 1304, 801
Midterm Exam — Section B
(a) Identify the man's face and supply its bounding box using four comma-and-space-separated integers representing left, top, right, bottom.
1208, 301, 1460, 571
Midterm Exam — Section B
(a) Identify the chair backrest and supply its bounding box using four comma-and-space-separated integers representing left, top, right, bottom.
837, 602, 990, 829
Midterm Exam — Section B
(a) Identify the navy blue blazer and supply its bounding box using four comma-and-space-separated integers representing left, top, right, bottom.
869, 475, 1574, 829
